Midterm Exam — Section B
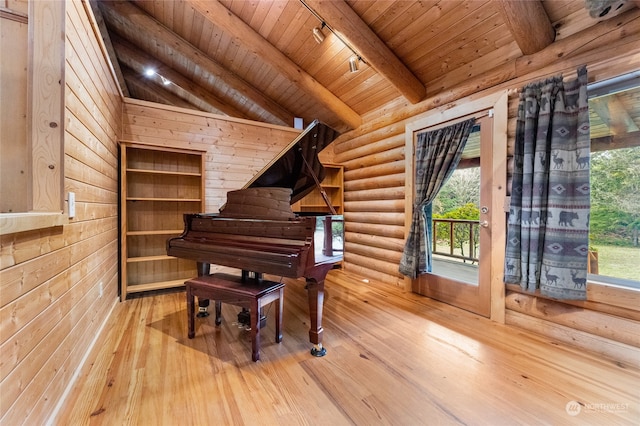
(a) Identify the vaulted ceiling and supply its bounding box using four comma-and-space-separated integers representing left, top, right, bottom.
91, 0, 638, 132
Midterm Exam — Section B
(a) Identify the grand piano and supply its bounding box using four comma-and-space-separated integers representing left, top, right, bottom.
167, 120, 342, 357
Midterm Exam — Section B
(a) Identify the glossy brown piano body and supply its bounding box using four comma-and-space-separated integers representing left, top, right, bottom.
168, 212, 342, 353
167, 120, 342, 356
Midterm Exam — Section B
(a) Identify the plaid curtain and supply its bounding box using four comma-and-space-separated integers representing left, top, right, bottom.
504, 66, 590, 300
400, 118, 476, 279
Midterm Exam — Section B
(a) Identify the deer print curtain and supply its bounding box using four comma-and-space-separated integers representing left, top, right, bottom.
504, 66, 590, 300
400, 118, 476, 279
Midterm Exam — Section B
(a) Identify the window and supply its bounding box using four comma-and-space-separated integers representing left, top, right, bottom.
432, 133, 481, 280
0, 0, 66, 234
587, 71, 640, 289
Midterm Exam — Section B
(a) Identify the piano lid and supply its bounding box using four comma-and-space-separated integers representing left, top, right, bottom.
242, 120, 340, 205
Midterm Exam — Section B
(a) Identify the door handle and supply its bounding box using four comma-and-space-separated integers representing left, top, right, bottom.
480, 220, 489, 228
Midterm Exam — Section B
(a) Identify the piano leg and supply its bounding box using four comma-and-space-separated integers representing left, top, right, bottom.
196, 262, 210, 317
306, 277, 326, 357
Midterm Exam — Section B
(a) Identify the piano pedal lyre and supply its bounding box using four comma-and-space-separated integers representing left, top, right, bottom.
237, 308, 267, 329
239, 271, 267, 329
237, 308, 250, 327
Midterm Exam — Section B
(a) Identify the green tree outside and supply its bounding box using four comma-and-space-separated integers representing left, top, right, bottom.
433, 168, 481, 262
430, 150, 639, 282
590, 146, 640, 247
433, 202, 480, 261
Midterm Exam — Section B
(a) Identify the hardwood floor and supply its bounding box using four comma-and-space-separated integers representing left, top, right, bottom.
55, 270, 639, 425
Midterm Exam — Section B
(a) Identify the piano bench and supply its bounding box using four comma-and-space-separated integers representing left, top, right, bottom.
185, 273, 285, 362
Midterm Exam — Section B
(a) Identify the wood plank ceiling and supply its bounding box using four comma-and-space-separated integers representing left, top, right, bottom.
92, 0, 638, 133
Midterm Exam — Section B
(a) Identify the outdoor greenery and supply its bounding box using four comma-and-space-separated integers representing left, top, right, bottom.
433, 169, 481, 261
433, 168, 480, 216
432, 203, 480, 261
590, 146, 640, 247
592, 245, 640, 281
431, 148, 640, 281
432, 147, 640, 250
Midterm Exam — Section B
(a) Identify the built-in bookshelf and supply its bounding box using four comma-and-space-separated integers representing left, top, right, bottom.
120, 143, 205, 300
292, 164, 343, 214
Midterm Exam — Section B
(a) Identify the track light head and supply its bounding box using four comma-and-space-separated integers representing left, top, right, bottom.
349, 56, 359, 73
312, 26, 325, 44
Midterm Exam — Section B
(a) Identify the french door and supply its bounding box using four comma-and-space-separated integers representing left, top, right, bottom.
404, 87, 510, 320
412, 114, 493, 317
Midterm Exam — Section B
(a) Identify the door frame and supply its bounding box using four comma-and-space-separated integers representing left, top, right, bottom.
404, 91, 508, 322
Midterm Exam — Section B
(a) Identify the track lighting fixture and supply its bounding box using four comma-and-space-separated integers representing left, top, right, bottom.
300, 1, 366, 74
312, 25, 325, 44
349, 56, 359, 73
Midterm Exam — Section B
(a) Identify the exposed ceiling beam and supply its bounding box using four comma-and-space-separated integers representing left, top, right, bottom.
186, 0, 362, 130
590, 95, 640, 135
301, 0, 426, 105
87, 0, 129, 96
591, 130, 640, 152
99, 0, 294, 127
457, 158, 481, 170
122, 67, 200, 111
494, 0, 555, 55
112, 35, 253, 120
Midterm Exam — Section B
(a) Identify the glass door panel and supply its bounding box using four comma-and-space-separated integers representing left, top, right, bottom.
413, 114, 493, 317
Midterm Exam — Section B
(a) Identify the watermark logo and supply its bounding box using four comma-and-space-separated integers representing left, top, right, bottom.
566, 400, 629, 416
566, 400, 581, 416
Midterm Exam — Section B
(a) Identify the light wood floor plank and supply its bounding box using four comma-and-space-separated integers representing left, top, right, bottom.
55, 270, 639, 425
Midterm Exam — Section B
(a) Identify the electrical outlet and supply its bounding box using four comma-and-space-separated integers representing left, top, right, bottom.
68, 192, 75, 218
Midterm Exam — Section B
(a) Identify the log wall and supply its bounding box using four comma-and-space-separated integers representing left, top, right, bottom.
0, 0, 122, 423
334, 8, 640, 364
335, 128, 407, 287
503, 78, 640, 368
1, 3, 639, 423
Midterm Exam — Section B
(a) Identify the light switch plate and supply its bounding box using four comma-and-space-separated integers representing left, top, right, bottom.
68, 192, 75, 218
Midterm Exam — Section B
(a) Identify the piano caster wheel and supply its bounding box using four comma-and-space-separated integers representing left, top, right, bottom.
197, 307, 209, 318
310, 344, 326, 357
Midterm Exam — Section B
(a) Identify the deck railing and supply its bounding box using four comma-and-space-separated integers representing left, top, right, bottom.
432, 218, 480, 263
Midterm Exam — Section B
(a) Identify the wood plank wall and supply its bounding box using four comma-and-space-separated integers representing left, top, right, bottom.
333, 9, 640, 362
121, 100, 301, 213
1, 3, 638, 423
0, 0, 122, 423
